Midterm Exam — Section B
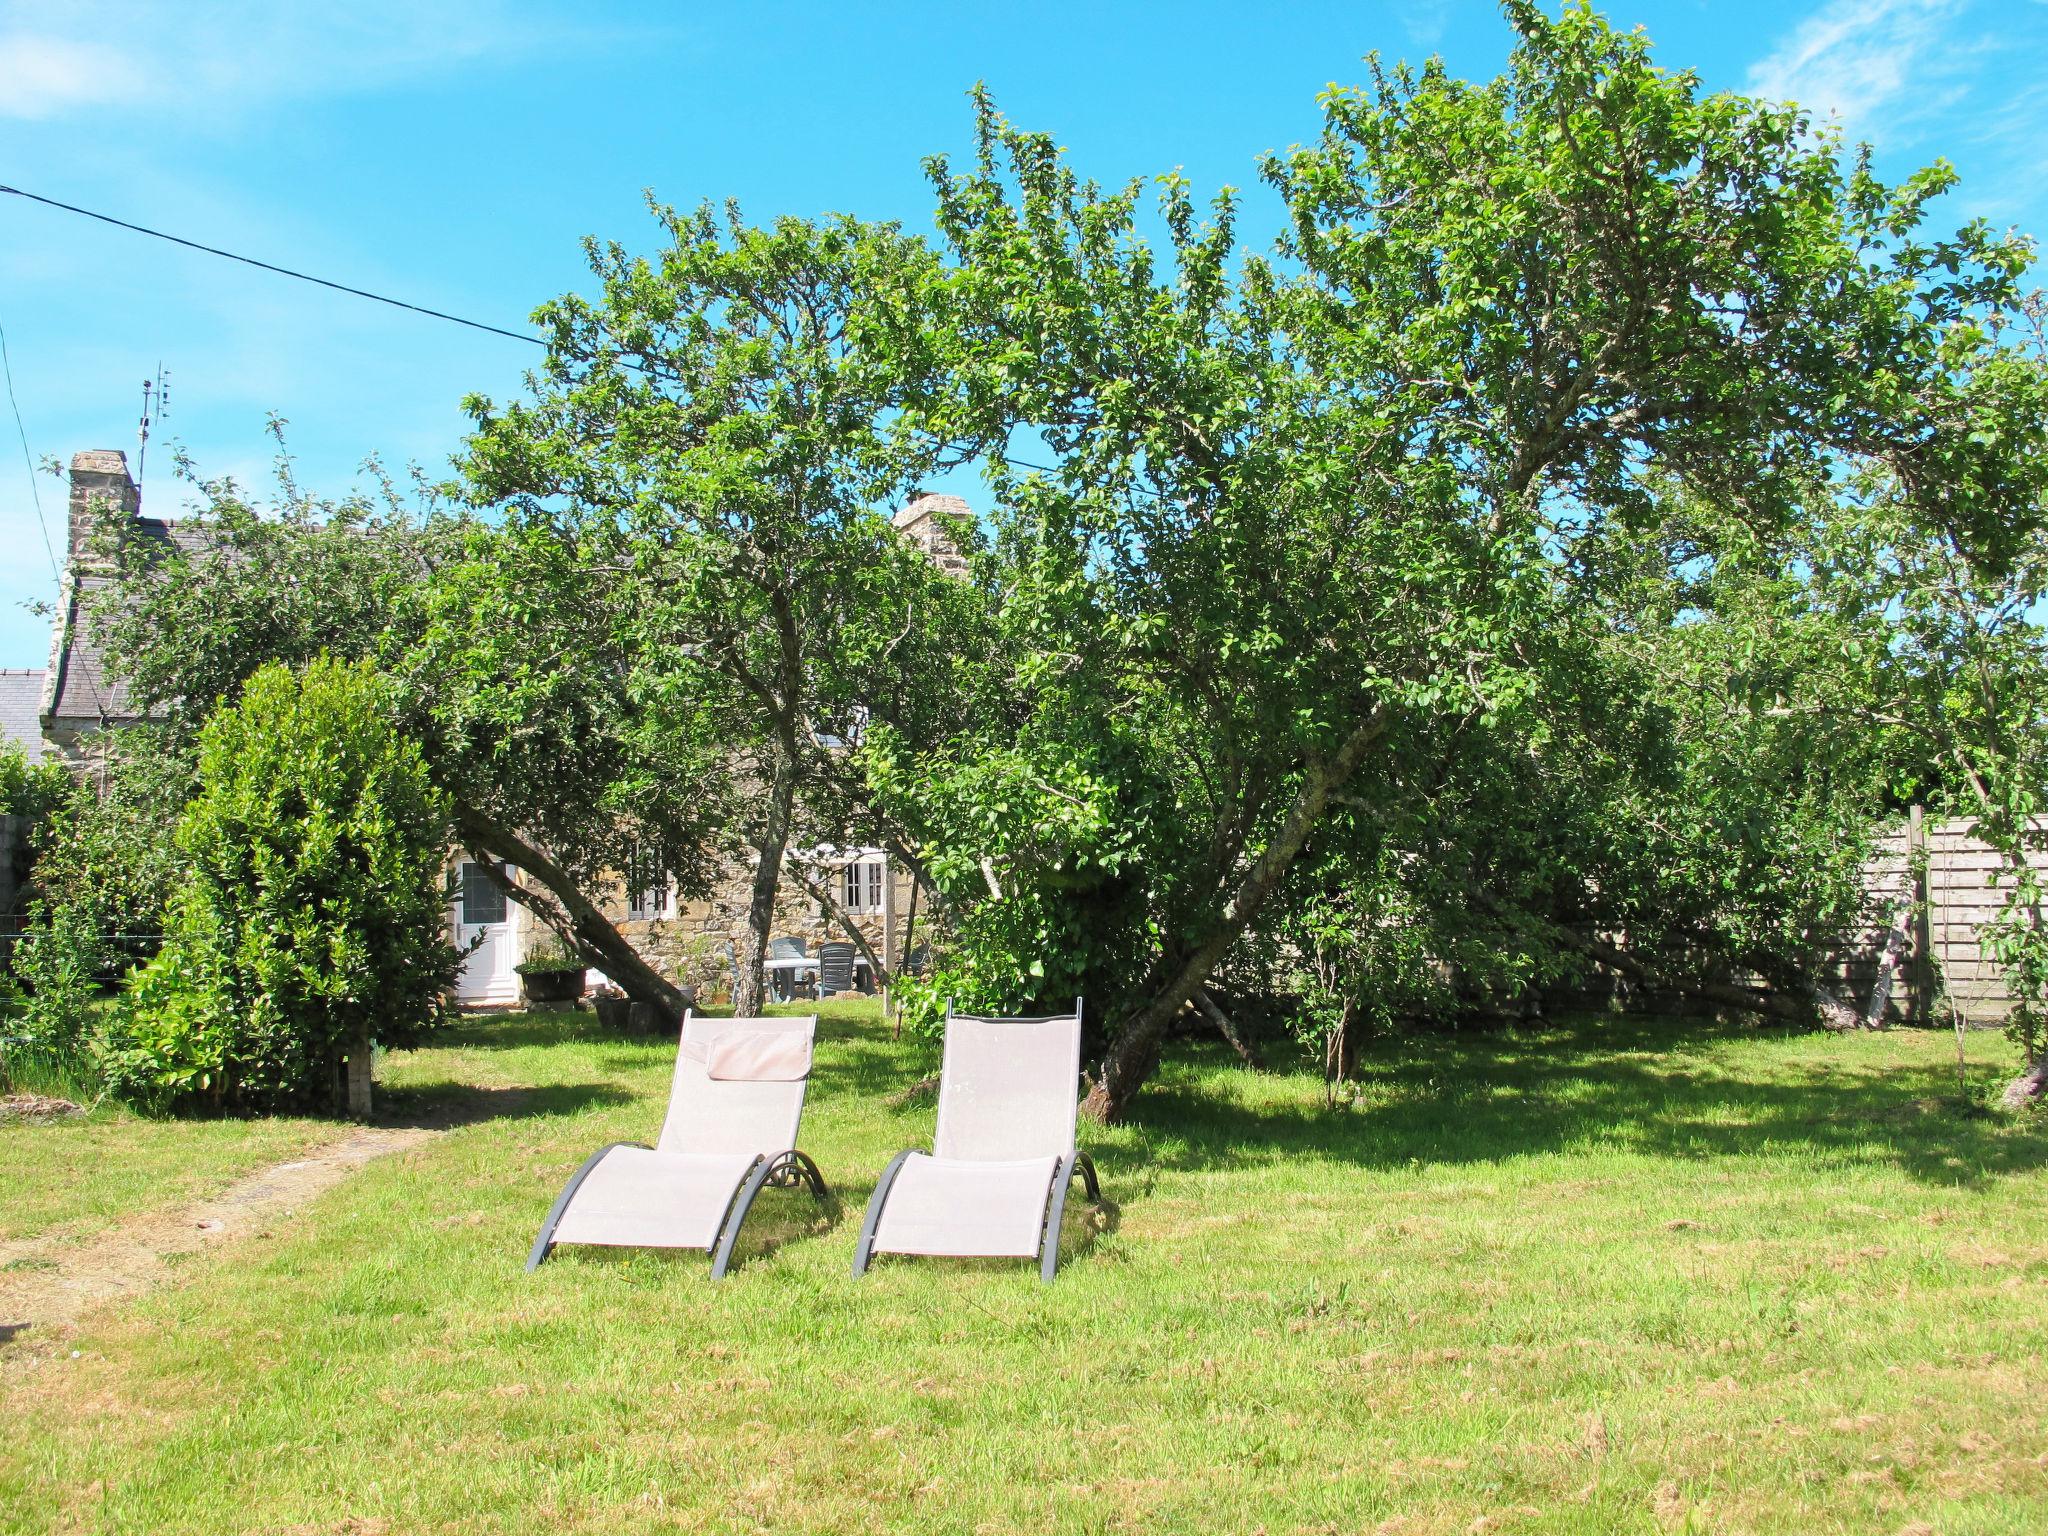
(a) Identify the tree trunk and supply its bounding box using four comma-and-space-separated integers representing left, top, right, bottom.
733, 749, 799, 1018
345, 1024, 374, 1119
1194, 987, 1263, 1070
894, 876, 921, 1040
1080, 704, 1391, 1122
1862, 903, 1911, 1028
1324, 997, 1358, 1085
454, 806, 687, 1025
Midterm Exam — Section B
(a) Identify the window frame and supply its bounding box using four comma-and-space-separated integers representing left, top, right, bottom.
838, 853, 886, 915
626, 848, 672, 923
459, 861, 509, 927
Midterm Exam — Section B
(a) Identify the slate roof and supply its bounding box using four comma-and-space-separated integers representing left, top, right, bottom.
0, 669, 49, 763
43, 514, 204, 731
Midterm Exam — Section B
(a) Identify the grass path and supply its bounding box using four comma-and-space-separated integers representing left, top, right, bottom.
0, 1106, 344, 1250
0, 1123, 434, 1361
2, 1005, 2045, 1534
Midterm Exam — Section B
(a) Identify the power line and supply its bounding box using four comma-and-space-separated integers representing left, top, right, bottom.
0, 181, 1158, 502
0, 182, 547, 350
2, 308, 115, 734
0, 310, 60, 583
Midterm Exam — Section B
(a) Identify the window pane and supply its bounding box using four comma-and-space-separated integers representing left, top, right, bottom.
867, 859, 883, 909
461, 862, 508, 926
627, 847, 669, 919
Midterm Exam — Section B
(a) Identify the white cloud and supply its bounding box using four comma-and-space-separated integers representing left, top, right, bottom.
0, 2, 634, 123
1747, 0, 2048, 233
1746, 0, 1970, 140
1400, 0, 1453, 50
0, 34, 143, 119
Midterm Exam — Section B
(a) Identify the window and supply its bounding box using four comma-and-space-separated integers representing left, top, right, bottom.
459, 862, 507, 926
840, 854, 885, 915
626, 848, 670, 922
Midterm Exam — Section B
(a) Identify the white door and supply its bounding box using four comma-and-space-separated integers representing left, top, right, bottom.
455, 861, 519, 1004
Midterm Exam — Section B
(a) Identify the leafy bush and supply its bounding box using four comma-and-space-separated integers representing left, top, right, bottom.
106, 657, 459, 1112
1, 741, 78, 980
0, 742, 71, 827
11, 732, 192, 1065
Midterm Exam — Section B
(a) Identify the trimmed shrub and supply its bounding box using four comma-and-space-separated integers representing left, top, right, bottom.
106, 657, 459, 1113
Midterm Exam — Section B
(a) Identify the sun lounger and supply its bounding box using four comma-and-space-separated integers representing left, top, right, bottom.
526, 1012, 827, 1279
852, 999, 1100, 1283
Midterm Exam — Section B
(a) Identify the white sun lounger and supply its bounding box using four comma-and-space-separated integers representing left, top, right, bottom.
526, 1012, 827, 1279
852, 999, 1101, 1283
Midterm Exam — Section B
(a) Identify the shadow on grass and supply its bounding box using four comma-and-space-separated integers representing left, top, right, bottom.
429, 1008, 2042, 1202
1121, 1018, 2047, 1190
436, 1008, 622, 1052
373, 1080, 633, 1131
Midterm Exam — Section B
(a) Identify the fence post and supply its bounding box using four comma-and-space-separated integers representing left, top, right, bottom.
1909, 804, 1932, 1025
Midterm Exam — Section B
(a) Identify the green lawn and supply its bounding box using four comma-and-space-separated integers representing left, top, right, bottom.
0, 1101, 340, 1250
3, 1003, 2045, 1534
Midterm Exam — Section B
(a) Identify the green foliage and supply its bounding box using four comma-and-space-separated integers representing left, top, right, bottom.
878, 4, 2048, 1116
11, 733, 193, 1067
0, 741, 73, 970
68, 6, 2048, 1116
0, 742, 70, 824
88, 423, 722, 1017
459, 201, 959, 1013
860, 726, 1153, 1039
515, 938, 586, 977
103, 657, 459, 1111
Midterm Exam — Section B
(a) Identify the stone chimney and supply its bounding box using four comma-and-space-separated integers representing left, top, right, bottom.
67, 449, 139, 567
892, 492, 974, 577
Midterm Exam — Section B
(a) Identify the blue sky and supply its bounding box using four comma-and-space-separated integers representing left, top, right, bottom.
2, 0, 2044, 666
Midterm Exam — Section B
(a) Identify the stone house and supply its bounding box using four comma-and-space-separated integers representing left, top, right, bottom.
597, 493, 974, 1005
37, 447, 972, 1006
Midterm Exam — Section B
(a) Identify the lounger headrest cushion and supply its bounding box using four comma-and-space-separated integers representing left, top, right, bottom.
702, 1027, 813, 1082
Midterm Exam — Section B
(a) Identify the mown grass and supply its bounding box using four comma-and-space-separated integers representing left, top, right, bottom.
2, 1002, 2045, 1534
0, 1106, 341, 1250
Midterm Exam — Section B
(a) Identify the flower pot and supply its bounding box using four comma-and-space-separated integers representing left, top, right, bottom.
520, 968, 586, 1006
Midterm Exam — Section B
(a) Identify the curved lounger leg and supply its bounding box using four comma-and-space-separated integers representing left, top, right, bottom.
1039, 1152, 1080, 1284
706, 1154, 771, 1280
767, 1149, 831, 1201
525, 1141, 647, 1273
1072, 1152, 1101, 1204
850, 1149, 918, 1278
707, 1150, 828, 1279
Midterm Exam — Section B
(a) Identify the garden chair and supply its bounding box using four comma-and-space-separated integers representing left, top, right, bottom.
526, 1012, 828, 1279
817, 940, 856, 997
767, 936, 811, 1003
852, 999, 1101, 1283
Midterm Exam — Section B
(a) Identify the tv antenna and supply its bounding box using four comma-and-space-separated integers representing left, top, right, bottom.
137, 363, 168, 506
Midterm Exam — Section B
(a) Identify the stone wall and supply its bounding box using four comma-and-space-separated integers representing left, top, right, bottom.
614, 857, 927, 1003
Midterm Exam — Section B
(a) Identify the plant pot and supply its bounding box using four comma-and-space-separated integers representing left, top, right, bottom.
592, 995, 692, 1036
520, 968, 586, 1005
